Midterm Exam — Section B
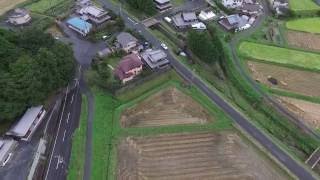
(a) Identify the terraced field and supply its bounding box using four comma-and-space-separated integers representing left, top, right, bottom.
120, 87, 213, 127
277, 96, 320, 129
239, 42, 320, 71
117, 132, 289, 180
286, 31, 320, 51
288, 0, 320, 12
247, 61, 320, 97
286, 18, 320, 34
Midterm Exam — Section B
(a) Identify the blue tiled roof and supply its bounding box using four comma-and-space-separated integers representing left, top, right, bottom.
67, 17, 92, 32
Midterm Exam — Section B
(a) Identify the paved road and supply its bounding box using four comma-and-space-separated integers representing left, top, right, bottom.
100, 0, 316, 179
58, 21, 106, 180
44, 82, 82, 180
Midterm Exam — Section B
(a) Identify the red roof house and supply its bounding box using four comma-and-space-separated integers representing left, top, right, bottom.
114, 53, 143, 84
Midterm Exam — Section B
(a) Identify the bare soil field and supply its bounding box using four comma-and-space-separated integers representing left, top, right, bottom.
120, 87, 213, 128
0, 0, 27, 15
247, 61, 320, 97
117, 132, 289, 180
277, 96, 320, 129
286, 31, 320, 51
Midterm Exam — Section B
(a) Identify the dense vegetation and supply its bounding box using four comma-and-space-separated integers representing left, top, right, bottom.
0, 28, 74, 122
125, 0, 157, 15
187, 29, 225, 64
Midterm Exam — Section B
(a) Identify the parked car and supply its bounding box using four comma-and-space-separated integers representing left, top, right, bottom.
160, 43, 168, 50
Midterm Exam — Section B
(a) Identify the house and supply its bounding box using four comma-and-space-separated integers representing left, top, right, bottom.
114, 53, 143, 84
6, 106, 46, 141
76, 0, 91, 7
154, 0, 172, 12
141, 49, 170, 69
66, 17, 93, 36
172, 12, 198, 29
270, 0, 289, 15
0, 138, 17, 167
78, 5, 111, 25
116, 32, 138, 53
198, 10, 216, 21
222, 0, 243, 8
241, 3, 263, 15
8, 8, 31, 25
218, 14, 250, 31
192, 22, 207, 30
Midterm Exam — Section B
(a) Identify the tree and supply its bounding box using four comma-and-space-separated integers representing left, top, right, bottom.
0, 28, 74, 122
125, 0, 156, 15
97, 60, 111, 82
187, 30, 217, 64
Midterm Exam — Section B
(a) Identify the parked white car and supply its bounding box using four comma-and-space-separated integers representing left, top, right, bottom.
160, 43, 168, 50
164, 17, 172, 23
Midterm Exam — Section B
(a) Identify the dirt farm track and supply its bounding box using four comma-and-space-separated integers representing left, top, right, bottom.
117, 132, 289, 180
120, 87, 213, 128
0, 0, 27, 15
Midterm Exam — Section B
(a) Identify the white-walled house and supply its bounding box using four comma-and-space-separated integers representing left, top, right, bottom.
222, 0, 243, 8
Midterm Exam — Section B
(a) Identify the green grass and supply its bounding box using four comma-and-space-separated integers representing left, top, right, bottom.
26, 0, 72, 17
286, 18, 320, 34
171, 0, 186, 6
116, 70, 181, 102
288, 0, 320, 12
67, 95, 87, 180
26, 0, 64, 13
91, 88, 119, 180
239, 41, 320, 71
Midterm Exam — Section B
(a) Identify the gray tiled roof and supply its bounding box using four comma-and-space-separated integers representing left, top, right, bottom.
116, 32, 138, 48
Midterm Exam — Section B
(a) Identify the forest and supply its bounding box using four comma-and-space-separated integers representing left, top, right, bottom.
0, 28, 74, 122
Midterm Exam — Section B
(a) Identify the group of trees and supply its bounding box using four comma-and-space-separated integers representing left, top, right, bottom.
187, 27, 225, 64
125, 0, 157, 15
0, 28, 74, 122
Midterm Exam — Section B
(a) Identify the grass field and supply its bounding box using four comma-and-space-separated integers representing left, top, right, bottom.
286, 18, 320, 34
26, 0, 72, 17
288, 0, 320, 12
239, 42, 320, 71
26, 0, 63, 13
0, 0, 27, 15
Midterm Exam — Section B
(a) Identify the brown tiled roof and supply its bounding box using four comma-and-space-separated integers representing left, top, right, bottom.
114, 53, 142, 80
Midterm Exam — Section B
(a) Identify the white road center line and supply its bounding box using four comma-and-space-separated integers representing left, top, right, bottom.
63, 130, 66, 142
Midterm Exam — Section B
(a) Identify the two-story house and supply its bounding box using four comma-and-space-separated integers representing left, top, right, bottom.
116, 32, 139, 53
114, 53, 143, 84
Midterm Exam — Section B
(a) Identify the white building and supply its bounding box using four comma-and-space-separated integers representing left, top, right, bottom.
198, 10, 216, 21
222, 0, 243, 8
192, 22, 207, 30
6, 106, 46, 141
79, 5, 111, 24
8, 8, 31, 25
0, 138, 17, 167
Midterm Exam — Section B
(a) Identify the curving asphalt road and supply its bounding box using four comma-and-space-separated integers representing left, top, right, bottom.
99, 0, 317, 179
